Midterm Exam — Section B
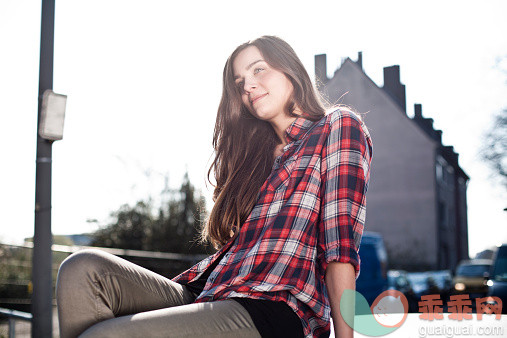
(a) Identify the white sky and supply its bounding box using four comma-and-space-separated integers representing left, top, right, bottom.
0, 0, 506, 258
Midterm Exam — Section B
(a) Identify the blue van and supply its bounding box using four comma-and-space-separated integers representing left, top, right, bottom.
487, 244, 507, 313
356, 231, 388, 305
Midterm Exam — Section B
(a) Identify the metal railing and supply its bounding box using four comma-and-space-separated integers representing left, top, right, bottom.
1, 242, 210, 336
0, 307, 32, 338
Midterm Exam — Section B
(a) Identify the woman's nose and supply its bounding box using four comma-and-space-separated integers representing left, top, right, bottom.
243, 77, 257, 93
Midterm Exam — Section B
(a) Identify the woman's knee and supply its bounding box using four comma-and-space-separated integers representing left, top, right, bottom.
57, 249, 115, 287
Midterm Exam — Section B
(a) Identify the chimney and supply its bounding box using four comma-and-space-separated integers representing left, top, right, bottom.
412, 103, 444, 143
436, 130, 442, 143
315, 54, 328, 86
444, 146, 459, 164
414, 103, 422, 118
383, 65, 406, 113
356, 51, 363, 70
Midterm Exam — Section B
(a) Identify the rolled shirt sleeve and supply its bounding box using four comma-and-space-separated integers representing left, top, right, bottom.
318, 110, 373, 279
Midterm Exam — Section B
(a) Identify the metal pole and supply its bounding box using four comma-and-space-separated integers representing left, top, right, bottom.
32, 0, 55, 337
8, 317, 15, 338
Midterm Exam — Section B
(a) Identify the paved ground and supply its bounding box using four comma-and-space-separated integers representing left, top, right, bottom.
0, 306, 59, 338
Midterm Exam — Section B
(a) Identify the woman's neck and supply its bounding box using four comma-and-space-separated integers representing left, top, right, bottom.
271, 109, 303, 145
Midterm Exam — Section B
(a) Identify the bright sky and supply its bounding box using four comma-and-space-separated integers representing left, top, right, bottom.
1, 0, 506, 258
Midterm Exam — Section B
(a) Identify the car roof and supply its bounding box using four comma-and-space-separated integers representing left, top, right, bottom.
458, 259, 493, 266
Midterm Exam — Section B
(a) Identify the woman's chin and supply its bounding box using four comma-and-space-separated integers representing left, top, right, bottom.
250, 109, 275, 122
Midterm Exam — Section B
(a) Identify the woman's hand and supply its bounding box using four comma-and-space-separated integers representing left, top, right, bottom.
325, 261, 356, 338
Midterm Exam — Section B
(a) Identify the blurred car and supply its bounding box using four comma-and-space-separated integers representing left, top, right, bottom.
388, 269, 419, 312
487, 244, 507, 313
356, 232, 388, 305
388, 270, 411, 293
406, 272, 430, 298
428, 270, 452, 301
452, 259, 492, 298
429, 270, 452, 292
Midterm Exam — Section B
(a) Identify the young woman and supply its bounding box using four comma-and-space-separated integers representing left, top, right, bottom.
56, 36, 372, 338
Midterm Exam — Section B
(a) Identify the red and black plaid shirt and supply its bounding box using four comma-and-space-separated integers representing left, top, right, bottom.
173, 109, 373, 337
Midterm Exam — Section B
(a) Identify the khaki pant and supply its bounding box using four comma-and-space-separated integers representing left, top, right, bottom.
56, 249, 261, 338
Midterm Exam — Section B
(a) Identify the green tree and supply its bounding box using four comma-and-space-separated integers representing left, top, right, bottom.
92, 201, 154, 250
91, 172, 212, 254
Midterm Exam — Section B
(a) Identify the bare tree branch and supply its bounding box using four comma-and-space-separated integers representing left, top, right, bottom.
480, 109, 507, 190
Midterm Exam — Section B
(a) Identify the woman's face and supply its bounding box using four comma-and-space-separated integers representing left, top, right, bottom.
232, 46, 294, 124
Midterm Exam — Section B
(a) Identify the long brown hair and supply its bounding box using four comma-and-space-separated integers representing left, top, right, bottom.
202, 36, 326, 249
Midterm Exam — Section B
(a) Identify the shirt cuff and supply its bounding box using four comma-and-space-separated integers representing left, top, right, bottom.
324, 247, 361, 279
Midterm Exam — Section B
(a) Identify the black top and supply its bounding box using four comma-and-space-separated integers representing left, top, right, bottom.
185, 251, 304, 338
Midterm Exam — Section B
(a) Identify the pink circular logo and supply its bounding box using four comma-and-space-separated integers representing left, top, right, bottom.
370, 290, 409, 327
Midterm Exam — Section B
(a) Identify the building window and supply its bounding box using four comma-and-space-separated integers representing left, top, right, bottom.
436, 161, 443, 183
438, 201, 448, 229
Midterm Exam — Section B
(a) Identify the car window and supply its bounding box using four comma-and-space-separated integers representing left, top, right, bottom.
407, 273, 428, 294
492, 258, 507, 280
456, 264, 490, 277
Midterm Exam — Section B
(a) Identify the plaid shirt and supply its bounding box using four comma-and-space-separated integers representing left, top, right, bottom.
173, 109, 372, 338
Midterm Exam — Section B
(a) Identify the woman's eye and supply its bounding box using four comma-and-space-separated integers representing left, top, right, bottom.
236, 81, 245, 93
254, 67, 264, 74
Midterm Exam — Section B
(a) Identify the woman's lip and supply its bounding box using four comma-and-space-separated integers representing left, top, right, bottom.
251, 93, 267, 105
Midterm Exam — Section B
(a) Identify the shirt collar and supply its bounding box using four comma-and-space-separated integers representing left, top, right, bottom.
285, 116, 316, 142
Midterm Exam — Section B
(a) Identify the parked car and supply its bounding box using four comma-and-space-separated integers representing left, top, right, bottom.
388, 270, 411, 293
356, 232, 388, 305
388, 269, 418, 312
487, 244, 507, 313
405, 272, 425, 296
452, 259, 492, 298
430, 270, 452, 292
428, 270, 453, 300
